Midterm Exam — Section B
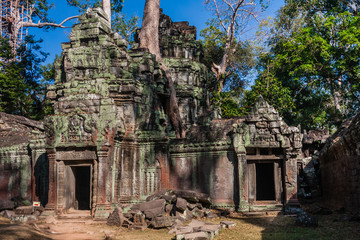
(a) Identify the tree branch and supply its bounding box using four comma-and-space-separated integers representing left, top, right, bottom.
211, 0, 227, 32
21, 15, 78, 28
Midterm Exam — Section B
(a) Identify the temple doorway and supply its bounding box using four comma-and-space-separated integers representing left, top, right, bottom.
256, 163, 275, 201
72, 166, 91, 210
63, 164, 93, 211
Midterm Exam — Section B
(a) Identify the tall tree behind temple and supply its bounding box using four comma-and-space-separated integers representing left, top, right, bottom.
203, 0, 268, 93
246, 0, 360, 130
139, 0, 185, 138
0, 0, 78, 57
0, 35, 51, 119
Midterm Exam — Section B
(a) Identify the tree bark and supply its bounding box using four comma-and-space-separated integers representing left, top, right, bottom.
139, 0, 161, 60
102, 0, 111, 27
207, 0, 248, 92
139, 0, 185, 138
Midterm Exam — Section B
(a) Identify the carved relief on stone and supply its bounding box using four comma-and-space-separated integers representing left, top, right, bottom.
61, 113, 96, 143
231, 122, 250, 153
143, 159, 161, 196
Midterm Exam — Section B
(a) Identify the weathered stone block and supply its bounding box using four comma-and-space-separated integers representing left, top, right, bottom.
176, 198, 188, 212
107, 207, 124, 227
143, 206, 165, 219
256, 122, 268, 128
131, 199, 166, 212
149, 216, 175, 229
178, 231, 210, 240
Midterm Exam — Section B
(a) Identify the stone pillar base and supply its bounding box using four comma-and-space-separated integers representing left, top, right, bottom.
93, 203, 115, 220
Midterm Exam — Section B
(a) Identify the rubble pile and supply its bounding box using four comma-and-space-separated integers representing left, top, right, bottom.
107, 190, 237, 239
107, 190, 218, 230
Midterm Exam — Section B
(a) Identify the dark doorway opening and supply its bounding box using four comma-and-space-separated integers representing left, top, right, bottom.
73, 166, 91, 210
256, 163, 275, 200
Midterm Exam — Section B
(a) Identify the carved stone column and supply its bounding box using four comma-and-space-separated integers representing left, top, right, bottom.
284, 149, 299, 207
232, 123, 250, 211
94, 146, 112, 219
45, 148, 56, 211
237, 153, 249, 211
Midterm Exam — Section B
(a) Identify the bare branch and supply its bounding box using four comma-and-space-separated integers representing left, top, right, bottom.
211, 0, 227, 32
21, 15, 78, 28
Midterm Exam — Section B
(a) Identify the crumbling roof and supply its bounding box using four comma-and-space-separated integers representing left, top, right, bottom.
0, 112, 44, 148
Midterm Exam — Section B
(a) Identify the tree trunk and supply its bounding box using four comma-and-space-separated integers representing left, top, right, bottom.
139, 0, 161, 60
103, 0, 111, 27
139, 0, 185, 138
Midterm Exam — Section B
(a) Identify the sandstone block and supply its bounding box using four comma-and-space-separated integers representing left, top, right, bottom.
188, 219, 206, 229
177, 231, 210, 240
107, 207, 124, 227
131, 199, 166, 212
174, 190, 199, 203
150, 216, 175, 229
176, 198, 188, 212
143, 206, 165, 219
220, 221, 236, 229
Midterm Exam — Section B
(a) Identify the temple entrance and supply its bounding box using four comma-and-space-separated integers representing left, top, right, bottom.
72, 166, 91, 210
247, 148, 284, 205
62, 163, 93, 211
256, 163, 275, 201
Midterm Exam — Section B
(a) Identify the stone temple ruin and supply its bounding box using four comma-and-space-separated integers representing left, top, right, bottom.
0, 8, 303, 219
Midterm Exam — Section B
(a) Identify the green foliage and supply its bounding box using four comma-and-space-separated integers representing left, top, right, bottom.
212, 91, 248, 118
112, 13, 139, 45
27, 0, 55, 24
0, 36, 51, 119
200, 19, 256, 115
200, 19, 256, 93
247, 0, 360, 130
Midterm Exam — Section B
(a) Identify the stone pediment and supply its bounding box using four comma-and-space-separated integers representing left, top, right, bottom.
230, 95, 302, 150
246, 95, 281, 122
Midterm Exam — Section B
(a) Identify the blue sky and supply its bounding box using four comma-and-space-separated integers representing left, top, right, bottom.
29, 0, 284, 65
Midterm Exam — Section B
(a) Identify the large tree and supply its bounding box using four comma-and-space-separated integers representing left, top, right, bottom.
204, 0, 267, 92
0, 35, 51, 119
246, 0, 360, 130
139, 0, 185, 138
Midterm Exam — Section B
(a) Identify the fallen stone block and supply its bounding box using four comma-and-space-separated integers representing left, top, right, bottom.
191, 207, 205, 218
169, 225, 193, 235
122, 217, 134, 228
176, 198, 188, 212
220, 221, 236, 229
144, 206, 165, 219
15, 206, 33, 215
166, 204, 174, 213
161, 194, 176, 203
187, 203, 197, 210
150, 216, 175, 229
107, 207, 124, 227
174, 190, 199, 203
188, 219, 206, 229
204, 210, 216, 219
132, 211, 147, 230
1, 210, 15, 219
198, 224, 221, 238
131, 199, 166, 212
295, 212, 318, 227
177, 231, 210, 240
176, 209, 193, 222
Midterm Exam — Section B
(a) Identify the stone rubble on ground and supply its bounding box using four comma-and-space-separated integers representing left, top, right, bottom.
106, 189, 236, 239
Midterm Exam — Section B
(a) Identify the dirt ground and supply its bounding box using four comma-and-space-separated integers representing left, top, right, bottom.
1, 212, 360, 240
